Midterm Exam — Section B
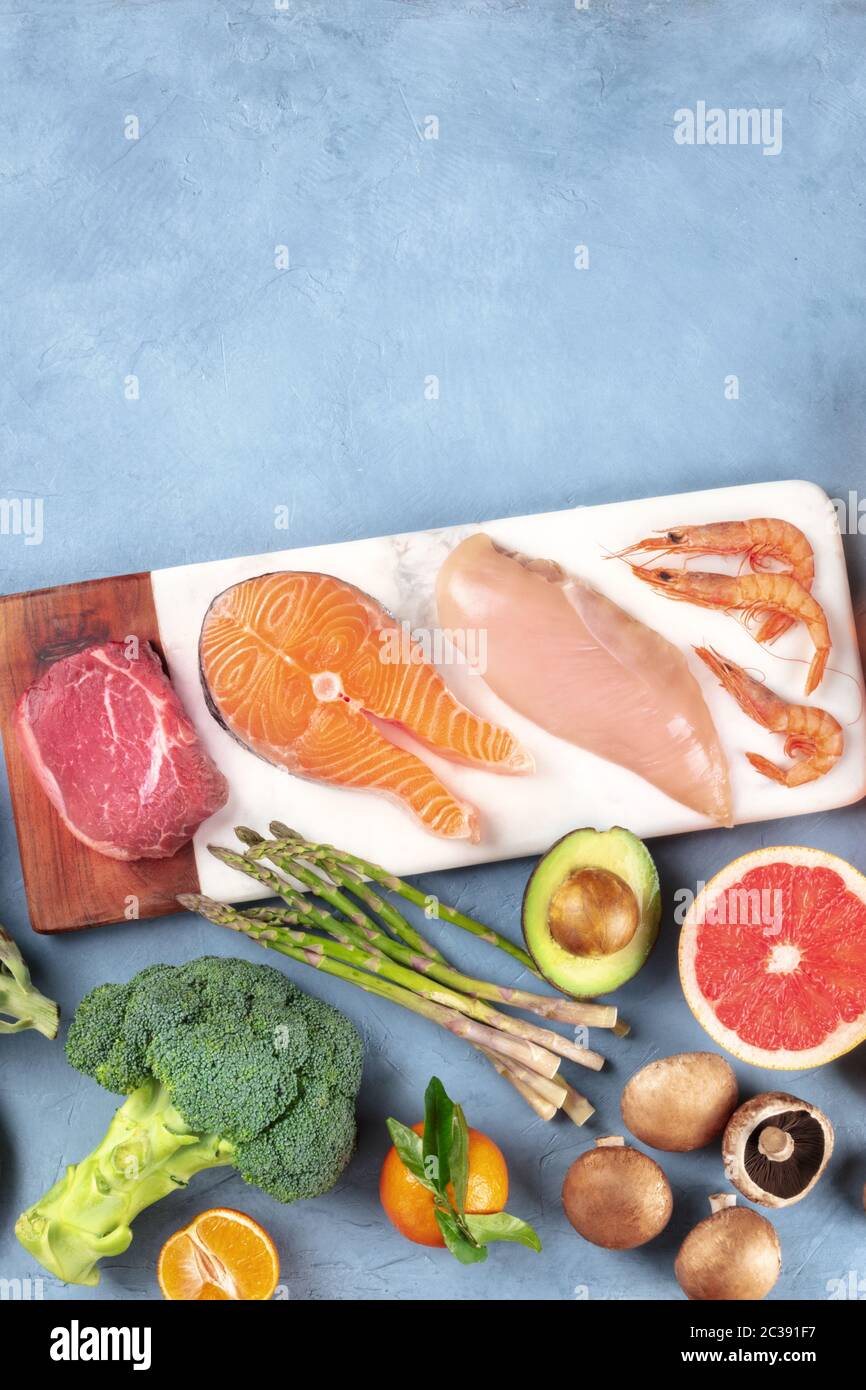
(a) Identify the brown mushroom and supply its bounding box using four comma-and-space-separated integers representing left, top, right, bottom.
621, 1052, 738, 1152
675, 1194, 781, 1301
722, 1092, 834, 1208
561, 1135, 673, 1249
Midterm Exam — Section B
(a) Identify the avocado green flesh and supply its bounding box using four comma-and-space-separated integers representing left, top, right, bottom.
523, 827, 661, 998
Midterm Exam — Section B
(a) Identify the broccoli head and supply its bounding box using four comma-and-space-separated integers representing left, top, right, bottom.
16, 956, 363, 1286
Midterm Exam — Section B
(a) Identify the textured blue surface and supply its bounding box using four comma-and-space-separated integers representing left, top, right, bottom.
1, 0, 865, 1302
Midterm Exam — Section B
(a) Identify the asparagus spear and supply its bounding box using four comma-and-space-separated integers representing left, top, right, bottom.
183, 893, 594, 1125
267, 826, 629, 1033
472, 1048, 595, 1127
265, 822, 631, 1034
267, 825, 635, 1028
242, 903, 583, 1119
241, 897, 599, 1070
477, 1047, 559, 1122
185, 894, 563, 1077
285, 921, 582, 1070
227, 840, 614, 1033
242, 908, 605, 1077
180, 879, 601, 1124
559, 1078, 596, 1127
205, 830, 627, 1111
179, 894, 560, 1079
269, 821, 537, 973
237, 826, 446, 963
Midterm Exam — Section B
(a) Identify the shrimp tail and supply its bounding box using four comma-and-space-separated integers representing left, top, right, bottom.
745, 751, 789, 785
805, 647, 829, 696
749, 748, 828, 789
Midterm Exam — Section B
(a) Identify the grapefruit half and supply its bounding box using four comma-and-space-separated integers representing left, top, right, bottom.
679, 846, 866, 1069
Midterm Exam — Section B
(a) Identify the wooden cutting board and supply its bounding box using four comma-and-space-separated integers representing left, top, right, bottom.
0, 574, 200, 932
2, 480, 864, 933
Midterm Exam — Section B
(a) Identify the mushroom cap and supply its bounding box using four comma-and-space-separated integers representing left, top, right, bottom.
676, 1204, 781, 1301
561, 1138, 673, 1249
722, 1091, 834, 1208
621, 1051, 738, 1152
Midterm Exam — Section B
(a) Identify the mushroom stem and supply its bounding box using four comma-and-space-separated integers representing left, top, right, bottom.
708, 1193, 737, 1214
757, 1125, 796, 1162
596, 1135, 626, 1148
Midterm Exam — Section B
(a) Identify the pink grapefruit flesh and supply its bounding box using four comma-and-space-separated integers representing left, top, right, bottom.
679, 846, 866, 1069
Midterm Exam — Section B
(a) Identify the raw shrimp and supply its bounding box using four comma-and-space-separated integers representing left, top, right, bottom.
625, 564, 831, 696
615, 518, 814, 643
695, 647, 843, 787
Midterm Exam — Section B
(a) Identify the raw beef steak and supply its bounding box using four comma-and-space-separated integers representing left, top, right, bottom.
14, 641, 228, 860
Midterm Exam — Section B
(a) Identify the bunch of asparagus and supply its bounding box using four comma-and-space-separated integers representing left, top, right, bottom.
179, 822, 624, 1127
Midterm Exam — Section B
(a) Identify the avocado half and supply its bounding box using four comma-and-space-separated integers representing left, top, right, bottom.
522, 827, 661, 998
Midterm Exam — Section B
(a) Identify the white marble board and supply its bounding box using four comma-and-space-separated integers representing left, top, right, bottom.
150, 480, 866, 904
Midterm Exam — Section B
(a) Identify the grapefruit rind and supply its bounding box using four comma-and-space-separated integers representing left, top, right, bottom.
678, 845, 866, 1070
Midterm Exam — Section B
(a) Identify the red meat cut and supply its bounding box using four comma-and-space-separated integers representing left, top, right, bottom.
14, 641, 228, 860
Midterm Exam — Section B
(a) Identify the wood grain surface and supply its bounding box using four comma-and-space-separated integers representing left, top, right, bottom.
0, 572, 200, 933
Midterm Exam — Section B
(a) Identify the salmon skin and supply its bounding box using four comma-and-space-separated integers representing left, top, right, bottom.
199, 571, 531, 840
436, 535, 733, 826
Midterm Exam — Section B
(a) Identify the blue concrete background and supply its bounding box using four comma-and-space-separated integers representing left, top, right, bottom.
1, 0, 865, 1302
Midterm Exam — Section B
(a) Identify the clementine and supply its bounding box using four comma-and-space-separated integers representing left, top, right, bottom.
158, 1208, 279, 1300
380, 1121, 509, 1247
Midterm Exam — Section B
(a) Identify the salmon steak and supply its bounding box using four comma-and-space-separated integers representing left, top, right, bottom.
437, 534, 733, 826
199, 571, 532, 840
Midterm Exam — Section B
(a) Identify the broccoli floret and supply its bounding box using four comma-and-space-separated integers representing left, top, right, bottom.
234, 993, 364, 1203
16, 956, 363, 1286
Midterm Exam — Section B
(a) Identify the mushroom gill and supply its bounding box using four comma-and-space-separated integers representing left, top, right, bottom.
722, 1092, 834, 1208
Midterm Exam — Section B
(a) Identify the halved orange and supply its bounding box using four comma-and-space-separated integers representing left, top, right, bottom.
157, 1208, 280, 1301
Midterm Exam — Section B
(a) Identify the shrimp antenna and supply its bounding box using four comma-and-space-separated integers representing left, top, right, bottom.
832, 667, 865, 725
709, 640, 769, 684
753, 648, 865, 724
607, 539, 679, 562
694, 643, 768, 686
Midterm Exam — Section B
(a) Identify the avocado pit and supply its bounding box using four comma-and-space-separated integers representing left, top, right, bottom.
548, 867, 639, 958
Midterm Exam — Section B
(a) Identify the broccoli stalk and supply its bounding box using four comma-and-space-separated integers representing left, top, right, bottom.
0, 926, 59, 1039
16, 957, 363, 1287
16, 1079, 233, 1287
